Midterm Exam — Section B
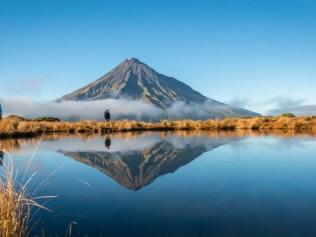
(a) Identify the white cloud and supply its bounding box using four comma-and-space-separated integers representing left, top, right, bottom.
1, 99, 161, 120
1, 98, 247, 120
3, 78, 46, 97
227, 95, 307, 115
269, 105, 316, 116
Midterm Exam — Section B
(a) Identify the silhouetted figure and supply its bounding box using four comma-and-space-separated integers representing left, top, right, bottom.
105, 135, 111, 149
0, 151, 4, 166
104, 109, 111, 122
0, 103, 2, 120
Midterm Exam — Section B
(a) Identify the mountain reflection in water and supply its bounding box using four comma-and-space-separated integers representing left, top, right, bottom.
1, 130, 312, 191
2, 131, 316, 237
1, 130, 314, 191
60, 134, 239, 190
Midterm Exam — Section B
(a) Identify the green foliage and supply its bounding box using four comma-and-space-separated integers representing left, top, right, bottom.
281, 113, 296, 118
33, 117, 61, 122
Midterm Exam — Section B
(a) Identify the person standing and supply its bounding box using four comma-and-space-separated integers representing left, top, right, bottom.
104, 109, 111, 122
0, 103, 2, 120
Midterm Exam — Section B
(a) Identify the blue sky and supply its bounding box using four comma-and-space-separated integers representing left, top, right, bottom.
1, 0, 316, 114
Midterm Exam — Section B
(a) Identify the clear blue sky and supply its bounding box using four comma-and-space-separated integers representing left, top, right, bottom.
1, 0, 316, 113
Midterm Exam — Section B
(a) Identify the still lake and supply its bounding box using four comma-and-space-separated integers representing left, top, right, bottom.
1, 131, 316, 237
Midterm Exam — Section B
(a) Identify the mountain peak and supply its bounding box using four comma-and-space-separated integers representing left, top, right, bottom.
123, 57, 143, 65
57, 58, 259, 118
119, 57, 149, 74
129, 57, 142, 63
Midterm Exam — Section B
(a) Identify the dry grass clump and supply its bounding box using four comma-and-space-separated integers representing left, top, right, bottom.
0, 167, 29, 237
0, 155, 54, 237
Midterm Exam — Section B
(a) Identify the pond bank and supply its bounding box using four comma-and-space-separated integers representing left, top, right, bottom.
1, 116, 316, 139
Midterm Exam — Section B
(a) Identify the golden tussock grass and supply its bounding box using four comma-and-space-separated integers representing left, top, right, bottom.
1, 160, 34, 237
1, 115, 316, 138
0, 154, 55, 237
0, 167, 29, 237
0, 149, 86, 237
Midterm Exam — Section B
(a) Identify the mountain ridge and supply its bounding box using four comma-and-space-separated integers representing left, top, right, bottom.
57, 58, 259, 118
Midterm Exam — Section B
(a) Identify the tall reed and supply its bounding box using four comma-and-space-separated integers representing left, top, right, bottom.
0, 154, 52, 237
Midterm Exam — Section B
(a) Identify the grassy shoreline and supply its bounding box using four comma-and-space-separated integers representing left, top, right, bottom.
1, 115, 316, 139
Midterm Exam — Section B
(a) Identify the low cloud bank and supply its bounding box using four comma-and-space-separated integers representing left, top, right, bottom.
227, 95, 308, 116
2, 99, 160, 120
269, 105, 316, 116
1, 98, 221, 121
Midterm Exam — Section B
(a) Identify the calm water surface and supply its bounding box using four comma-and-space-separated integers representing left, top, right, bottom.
1, 131, 316, 237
